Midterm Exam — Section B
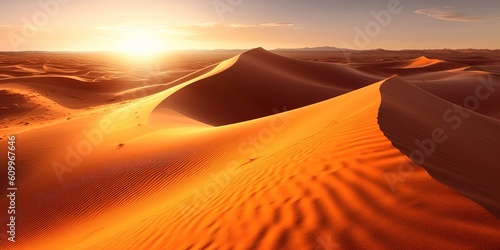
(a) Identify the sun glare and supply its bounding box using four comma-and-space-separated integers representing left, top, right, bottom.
119, 30, 165, 58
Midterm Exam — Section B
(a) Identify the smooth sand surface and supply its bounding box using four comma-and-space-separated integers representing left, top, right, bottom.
0, 48, 499, 249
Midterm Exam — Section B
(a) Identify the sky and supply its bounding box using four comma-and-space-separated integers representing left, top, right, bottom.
0, 0, 499, 51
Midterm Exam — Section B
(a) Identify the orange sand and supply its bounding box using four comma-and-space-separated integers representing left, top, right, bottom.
0, 49, 499, 249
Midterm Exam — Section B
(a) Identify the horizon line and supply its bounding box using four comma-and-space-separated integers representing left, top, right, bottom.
1, 47, 500, 53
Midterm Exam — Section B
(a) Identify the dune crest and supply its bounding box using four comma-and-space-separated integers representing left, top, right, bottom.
404, 56, 444, 68
151, 47, 380, 126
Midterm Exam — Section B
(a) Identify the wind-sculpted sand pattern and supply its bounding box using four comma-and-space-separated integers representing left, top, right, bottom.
0, 49, 499, 249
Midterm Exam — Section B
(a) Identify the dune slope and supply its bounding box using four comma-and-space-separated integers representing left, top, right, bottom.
378, 77, 500, 218
153, 47, 380, 126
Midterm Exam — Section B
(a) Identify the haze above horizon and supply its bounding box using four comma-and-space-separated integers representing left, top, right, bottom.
1, 0, 499, 52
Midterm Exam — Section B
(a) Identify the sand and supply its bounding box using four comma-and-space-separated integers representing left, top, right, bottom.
0, 48, 499, 249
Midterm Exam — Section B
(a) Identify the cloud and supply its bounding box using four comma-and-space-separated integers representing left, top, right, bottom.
176, 22, 295, 29
96, 22, 294, 31
94, 25, 191, 35
92, 21, 295, 38
90, 35, 111, 40
176, 22, 219, 28
413, 8, 493, 22
227, 22, 295, 28
0, 24, 50, 31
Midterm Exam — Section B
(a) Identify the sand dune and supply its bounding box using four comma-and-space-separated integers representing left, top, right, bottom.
378, 77, 500, 218
349, 55, 500, 119
351, 56, 469, 78
0, 48, 499, 249
0, 85, 69, 129
414, 74, 500, 119
153, 47, 380, 126
403, 56, 444, 68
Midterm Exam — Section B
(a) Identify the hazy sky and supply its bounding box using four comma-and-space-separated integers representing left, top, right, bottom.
1, 0, 499, 51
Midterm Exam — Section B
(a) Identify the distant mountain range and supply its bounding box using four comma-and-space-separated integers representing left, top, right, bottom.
273, 46, 353, 51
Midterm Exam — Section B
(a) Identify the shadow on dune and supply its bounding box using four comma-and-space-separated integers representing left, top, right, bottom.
377, 77, 500, 218
152, 47, 380, 126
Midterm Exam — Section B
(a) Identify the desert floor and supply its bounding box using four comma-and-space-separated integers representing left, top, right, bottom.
1, 48, 499, 249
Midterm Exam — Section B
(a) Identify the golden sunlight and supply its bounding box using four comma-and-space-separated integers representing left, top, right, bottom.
119, 30, 166, 56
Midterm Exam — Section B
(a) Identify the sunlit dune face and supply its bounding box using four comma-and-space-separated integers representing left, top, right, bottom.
119, 30, 165, 59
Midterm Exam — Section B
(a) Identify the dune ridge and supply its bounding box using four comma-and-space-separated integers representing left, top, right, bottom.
152, 47, 381, 126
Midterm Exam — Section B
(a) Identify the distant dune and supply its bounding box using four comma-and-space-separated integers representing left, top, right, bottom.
0, 48, 499, 249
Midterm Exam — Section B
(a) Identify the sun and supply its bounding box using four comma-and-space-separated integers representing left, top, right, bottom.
119, 30, 165, 57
